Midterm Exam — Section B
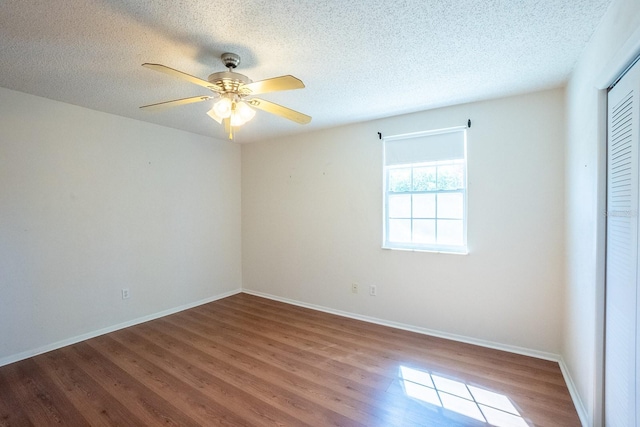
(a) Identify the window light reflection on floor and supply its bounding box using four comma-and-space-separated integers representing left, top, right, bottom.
399, 366, 529, 427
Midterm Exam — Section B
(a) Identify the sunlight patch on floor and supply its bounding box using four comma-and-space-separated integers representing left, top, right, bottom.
399, 366, 529, 427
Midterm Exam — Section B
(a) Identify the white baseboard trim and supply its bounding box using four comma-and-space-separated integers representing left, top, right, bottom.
0, 288, 242, 368
243, 289, 559, 361
558, 356, 589, 427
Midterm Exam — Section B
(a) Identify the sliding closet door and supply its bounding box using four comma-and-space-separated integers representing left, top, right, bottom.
605, 59, 640, 427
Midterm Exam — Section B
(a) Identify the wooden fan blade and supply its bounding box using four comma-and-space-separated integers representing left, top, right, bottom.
248, 98, 311, 124
140, 95, 213, 111
142, 63, 223, 92
239, 75, 304, 95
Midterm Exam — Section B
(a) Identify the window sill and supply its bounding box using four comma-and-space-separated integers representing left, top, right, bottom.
382, 245, 469, 255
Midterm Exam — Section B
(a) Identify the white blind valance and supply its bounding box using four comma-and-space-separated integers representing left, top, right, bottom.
384, 128, 465, 166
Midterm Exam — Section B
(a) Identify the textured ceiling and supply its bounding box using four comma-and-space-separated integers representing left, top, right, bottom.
0, 0, 612, 143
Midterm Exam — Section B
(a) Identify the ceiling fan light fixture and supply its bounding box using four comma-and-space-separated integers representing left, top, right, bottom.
206, 107, 223, 124
230, 112, 245, 127
212, 96, 232, 118
236, 101, 256, 123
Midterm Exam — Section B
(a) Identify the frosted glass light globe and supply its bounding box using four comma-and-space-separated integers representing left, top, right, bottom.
236, 101, 256, 123
213, 97, 232, 118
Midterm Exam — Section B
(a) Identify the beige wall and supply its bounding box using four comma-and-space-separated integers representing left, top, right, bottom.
0, 87, 242, 363
564, 0, 640, 425
242, 88, 565, 355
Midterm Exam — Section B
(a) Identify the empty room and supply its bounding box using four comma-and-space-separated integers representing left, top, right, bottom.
1, 0, 640, 426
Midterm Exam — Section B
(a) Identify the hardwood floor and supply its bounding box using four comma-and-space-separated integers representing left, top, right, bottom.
0, 293, 580, 426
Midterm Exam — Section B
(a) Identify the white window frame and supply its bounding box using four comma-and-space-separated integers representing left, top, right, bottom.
382, 126, 468, 254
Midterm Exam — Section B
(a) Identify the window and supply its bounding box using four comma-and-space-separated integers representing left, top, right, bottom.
383, 127, 467, 253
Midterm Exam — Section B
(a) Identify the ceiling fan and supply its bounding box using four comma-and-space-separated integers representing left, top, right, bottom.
140, 52, 311, 140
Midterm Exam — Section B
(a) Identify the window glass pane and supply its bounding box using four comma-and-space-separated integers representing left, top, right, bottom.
413, 219, 435, 244
412, 194, 435, 218
437, 193, 464, 219
437, 220, 463, 245
412, 167, 436, 191
437, 164, 463, 190
389, 194, 411, 218
389, 219, 411, 243
388, 168, 412, 192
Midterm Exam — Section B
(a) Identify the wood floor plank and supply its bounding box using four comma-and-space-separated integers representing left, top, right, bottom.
0, 293, 581, 426
205, 296, 579, 424
108, 328, 313, 427
217, 295, 561, 379
161, 316, 446, 427
220, 296, 567, 387
176, 310, 450, 425
32, 349, 147, 426
85, 335, 270, 426
163, 309, 501, 427
140, 318, 371, 426
0, 368, 33, 427
61, 342, 201, 426
204, 299, 573, 403
231, 294, 563, 376
0, 358, 87, 426
169, 311, 391, 395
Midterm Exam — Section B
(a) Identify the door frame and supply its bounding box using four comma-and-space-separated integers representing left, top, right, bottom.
595, 26, 640, 427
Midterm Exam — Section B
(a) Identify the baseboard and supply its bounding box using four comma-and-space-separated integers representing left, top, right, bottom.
242, 289, 560, 361
558, 356, 589, 427
0, 288, 242, 368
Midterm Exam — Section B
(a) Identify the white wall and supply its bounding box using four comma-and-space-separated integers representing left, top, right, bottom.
0, 87, 242, 364
564, 0, 640, 425
242, 88, 565, 354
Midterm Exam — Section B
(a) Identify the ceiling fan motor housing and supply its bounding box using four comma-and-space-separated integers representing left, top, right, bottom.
207, 71, 251, 94
206, 53, 252, 94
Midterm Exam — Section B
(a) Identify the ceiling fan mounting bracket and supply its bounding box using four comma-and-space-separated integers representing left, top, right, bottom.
221, 52, 241, 69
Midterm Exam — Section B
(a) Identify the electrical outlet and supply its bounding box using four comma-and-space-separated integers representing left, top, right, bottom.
369, 285, 377, 296
351, 283, 358, 293
122, 288, 130, 300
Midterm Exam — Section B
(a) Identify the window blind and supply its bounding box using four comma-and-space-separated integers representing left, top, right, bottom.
384, 129, 465, 166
